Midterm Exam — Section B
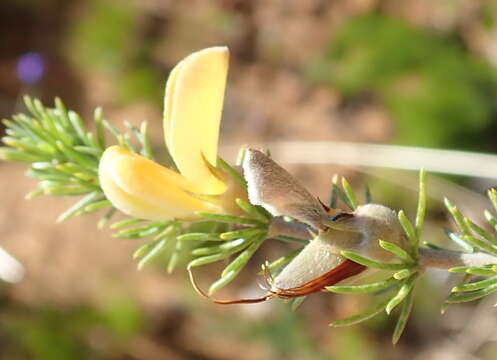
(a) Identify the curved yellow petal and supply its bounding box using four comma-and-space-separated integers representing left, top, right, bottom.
164, 46, 229, 195
100, 161, 173, 220
99, 146, 221, 220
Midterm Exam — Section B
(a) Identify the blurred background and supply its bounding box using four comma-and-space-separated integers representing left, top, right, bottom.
2, 0, 497, 359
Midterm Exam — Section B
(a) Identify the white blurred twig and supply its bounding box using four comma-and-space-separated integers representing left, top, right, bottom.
0, 246, 25, 283
223, 141, 497, 180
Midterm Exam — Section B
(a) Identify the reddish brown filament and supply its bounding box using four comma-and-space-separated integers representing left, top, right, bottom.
188, 266, 277, 304
317, 197, 331, 212
188, 259, 366, 304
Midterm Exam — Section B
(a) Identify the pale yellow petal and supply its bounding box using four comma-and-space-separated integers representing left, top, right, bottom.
163, 57, 185, 148
99, 146, 221, 220
100, 161, 173, 220
163, 46, 229, 195
109, 148, 218, 213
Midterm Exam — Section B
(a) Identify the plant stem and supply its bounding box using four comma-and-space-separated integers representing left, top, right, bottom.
267, 217, 312, 239
418, 248, 497, 269
268, 218, 497, 269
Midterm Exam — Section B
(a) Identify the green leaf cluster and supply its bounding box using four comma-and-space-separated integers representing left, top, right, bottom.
326, 170, 426, 344
0, 97, 158, 227
186, 198, 271, 294
443, 190, 497, 308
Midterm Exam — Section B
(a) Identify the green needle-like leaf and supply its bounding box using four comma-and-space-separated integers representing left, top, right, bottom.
97, 208, 116, 229
364, 184, 372, 204
484, 210, 497, 232
111, 218, 145, 229
444, 198, 471, 236
291, 296, 307, 311
139, 121, 154, 160
444, 229, 475, 253
188, 253, 232, 268
235, 198, 270, 223
446, 283, 497, 303
326, 277, 399, 294
421, 241, 445, 250
176, 233, 222, 241
56, 191, 101, 223
133, 239, 161, 259
386, 276, 416, 315
102, 119, 120, 138
137, 239, 168, 270
196, 212, 265, 226
393, 268, 417, 280
330, 175, 355, 210
452, 277, 497, 292
93, 107, 106, 149
489, 189, 497, 214
0, 148, 42, 162
209, 234, 266, 294
113, 226, 164, 239
207, 270, 238, 295
461, 234, 497, 256
398, 210, 417, 255
220, 227, 263, 240
274, 235, 309, 245
341, 251, 407, 270
448, 265, 496, 274
379, 240, 414, 263
415, 169, 426, 238
464, 218, 497, 246
217, 157, 247, 189
84, 200, 112, 213
191, 238, 251, 256
466, 267, 497, 276
341, 177, 358, 210
114, 221, 168, 237
329, 176, 339, 208
392, 288, 414, 345
221, 234, 265, 278
329, 297, 391, 327
259, 247, 303, 274
167, 232, 182, 274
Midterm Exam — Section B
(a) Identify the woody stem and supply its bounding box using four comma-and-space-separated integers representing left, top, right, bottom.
268, 218, 497, 269
418, 248, 497, 269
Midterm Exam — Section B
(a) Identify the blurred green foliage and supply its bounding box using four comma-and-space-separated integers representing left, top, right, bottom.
242, 305, 326, 359
0, 298, 142, 360
333, 327, 379, 360
311, 14, 497, 150
482, 2, 497, 29
70, 0, 134, 71
68, 0, 162, 104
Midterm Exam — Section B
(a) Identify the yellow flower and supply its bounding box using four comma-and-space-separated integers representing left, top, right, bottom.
99, 47, 241, 220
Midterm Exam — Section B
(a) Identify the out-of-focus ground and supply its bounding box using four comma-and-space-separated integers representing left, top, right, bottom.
2, 0, 497, 359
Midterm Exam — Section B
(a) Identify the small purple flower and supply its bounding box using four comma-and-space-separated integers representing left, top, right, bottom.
17, 52, 45, 85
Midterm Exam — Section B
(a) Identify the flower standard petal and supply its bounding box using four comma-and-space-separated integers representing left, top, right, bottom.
99, 146, 222, 220
163, 46, 229, 195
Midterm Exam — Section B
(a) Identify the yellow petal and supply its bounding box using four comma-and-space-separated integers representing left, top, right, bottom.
99, 146, 221, 220
163, 46, 229, 195
100, 162, 172, 220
